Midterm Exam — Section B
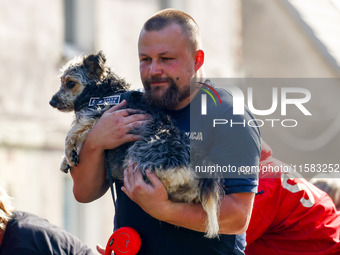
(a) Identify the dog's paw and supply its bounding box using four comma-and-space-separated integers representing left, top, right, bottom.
60, 158, 71, 173
71, 149, 79, 166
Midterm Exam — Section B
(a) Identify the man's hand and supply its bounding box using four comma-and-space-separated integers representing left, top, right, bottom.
121, 164, 171, 221
87, 100, 150, 151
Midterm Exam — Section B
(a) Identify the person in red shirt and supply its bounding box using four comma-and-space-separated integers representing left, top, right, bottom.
246, 142, 340, 255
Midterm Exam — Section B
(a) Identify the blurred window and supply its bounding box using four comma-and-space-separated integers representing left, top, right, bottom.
63, 0, 94, 57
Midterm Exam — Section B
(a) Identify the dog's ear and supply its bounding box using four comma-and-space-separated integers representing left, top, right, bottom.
83, 51, 107, 81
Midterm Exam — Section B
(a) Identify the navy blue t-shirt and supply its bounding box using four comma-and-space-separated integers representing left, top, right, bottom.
114, 86, 261, 255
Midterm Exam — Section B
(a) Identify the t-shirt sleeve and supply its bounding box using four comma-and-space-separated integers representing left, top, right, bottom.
208, 93, 261, 194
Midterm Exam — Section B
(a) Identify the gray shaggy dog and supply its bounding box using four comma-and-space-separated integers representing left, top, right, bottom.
49, 51, 223, 238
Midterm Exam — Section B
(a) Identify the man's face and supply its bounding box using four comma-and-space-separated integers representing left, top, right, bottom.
138, 23, 197, 110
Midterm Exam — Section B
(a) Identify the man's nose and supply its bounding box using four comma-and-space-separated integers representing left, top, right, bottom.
149, 60, 163, 76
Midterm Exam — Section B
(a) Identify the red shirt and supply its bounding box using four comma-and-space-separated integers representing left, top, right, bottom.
246, 143, 340, 255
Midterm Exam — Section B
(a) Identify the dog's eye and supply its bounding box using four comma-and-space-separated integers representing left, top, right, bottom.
66, 81, 76, 89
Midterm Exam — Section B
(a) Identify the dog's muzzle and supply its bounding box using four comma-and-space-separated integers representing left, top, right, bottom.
49, 95, 59, 108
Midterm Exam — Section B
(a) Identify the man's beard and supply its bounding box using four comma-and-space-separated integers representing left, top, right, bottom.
143, 77, 190, 109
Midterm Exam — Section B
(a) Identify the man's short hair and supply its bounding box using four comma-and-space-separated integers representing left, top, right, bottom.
143, 9, 202, 51
0, 187, 14, 230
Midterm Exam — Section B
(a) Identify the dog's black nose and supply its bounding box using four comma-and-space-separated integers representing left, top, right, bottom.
49, 97, 58, 108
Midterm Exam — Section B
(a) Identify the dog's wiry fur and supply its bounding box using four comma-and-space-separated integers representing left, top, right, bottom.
50, 51, 223, 238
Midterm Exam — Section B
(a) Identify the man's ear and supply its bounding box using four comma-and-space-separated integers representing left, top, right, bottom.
195, 50, 204, 72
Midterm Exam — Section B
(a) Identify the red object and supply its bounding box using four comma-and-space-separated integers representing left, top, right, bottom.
105, 227, 141, 255
246, 142, 340, 254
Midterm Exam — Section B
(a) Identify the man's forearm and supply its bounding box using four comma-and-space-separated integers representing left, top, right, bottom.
70, 139, 109, 203
159, 193, 254, 235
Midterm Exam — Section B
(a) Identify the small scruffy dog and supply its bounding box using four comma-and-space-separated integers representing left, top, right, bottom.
49, 51, 223, 238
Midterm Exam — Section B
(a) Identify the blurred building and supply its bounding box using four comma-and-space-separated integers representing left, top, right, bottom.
0, 0, 339, 250
241, 0, 340, 167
